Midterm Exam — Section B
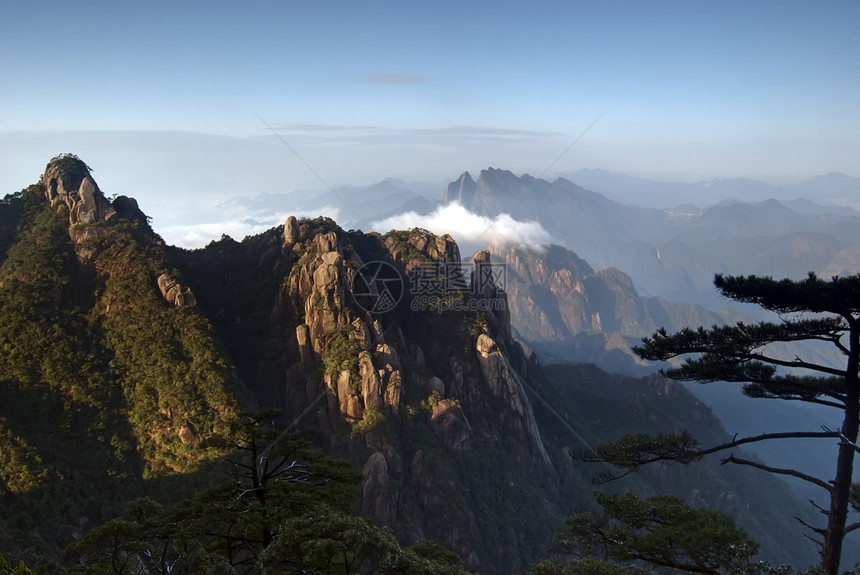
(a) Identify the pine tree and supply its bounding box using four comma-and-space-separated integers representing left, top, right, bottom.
581, 273, 860, 575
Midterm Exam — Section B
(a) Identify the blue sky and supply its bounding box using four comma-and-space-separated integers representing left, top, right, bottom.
2, 1, 859, 245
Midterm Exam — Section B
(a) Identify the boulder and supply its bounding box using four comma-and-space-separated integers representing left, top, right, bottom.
284, 215, 299, 245
156, 274, 197, 307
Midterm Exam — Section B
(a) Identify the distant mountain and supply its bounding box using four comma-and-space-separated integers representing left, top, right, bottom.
445, 169, 860, 310
789, 172, 860, 209
489, 242, 739, 374
565, 169, 777, 208
442, 168, 667, 265
566, 168, 860, 213
220, 178, 442, 232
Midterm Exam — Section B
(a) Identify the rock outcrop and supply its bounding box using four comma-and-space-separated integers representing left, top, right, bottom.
283, 215, 299, 246
40, 155, 160, 262
383, 228, 461, 273
272, 216, 555, 571
283, 221, 406, 425
475, 333, 549, 465
156, 273, 197, 307
43, 158, 116, 227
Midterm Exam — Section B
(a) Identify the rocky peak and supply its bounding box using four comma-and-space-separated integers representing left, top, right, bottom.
42, 155, 116, 231
111, 195, 148, 224
443, 171, 476, 206
382, 228, 460, 274
491, 242, 655, 342
273, 218, 556, 563
476, 167, 519, 188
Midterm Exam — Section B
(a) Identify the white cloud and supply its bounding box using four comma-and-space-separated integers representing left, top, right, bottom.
159, 206, 341, 249
371, 203, 552, 252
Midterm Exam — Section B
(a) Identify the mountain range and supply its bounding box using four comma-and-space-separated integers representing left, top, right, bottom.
228, 168, 859, 311
564, 169, 860, 212
0, 155, 835, 572
438, 169, 860, 309
218, 165, 860, 566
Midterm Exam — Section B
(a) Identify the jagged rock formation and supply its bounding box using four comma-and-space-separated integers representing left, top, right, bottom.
383, 228, 461, 270
475, 333, 548, 464
43, 157, 116, 227
490, 242, 734, 373
42, 155, 117, 252
177, 216, 563, 571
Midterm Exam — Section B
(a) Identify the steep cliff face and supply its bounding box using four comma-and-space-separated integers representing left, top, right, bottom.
492, 242, 654, 340
490, 242, 732, 374
271, 218, 560, 570
172, 214, 560, 571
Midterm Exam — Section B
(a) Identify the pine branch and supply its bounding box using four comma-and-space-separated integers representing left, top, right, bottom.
809, 498, 830, 517
581, 430, 840, 484
754, 395, 845, 409
714, 273, 860, 316
721, 453, 832, 492
744, 352, 846, 378
822, 425, 860, 454
590, 468, 637, 486
794, 515, 826, 537
697, 430, 839, 458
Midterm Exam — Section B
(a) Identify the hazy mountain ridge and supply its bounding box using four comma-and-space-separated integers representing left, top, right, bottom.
489, 242, 739, 375
567, 168, 860, 212
0, 156, 821, 571
440, 168, 860, 309
210, 169, 860, 308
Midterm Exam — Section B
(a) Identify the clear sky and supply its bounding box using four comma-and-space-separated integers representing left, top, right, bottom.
2, 0, 859, 245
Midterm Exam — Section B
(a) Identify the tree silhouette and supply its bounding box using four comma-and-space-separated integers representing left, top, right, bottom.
548, 493, 758, 575
580, 273, 860, 575
68, 410, 471, 574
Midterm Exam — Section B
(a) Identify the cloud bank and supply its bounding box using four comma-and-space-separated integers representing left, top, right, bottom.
372, 203, 552, 252
158, 205, 341, 249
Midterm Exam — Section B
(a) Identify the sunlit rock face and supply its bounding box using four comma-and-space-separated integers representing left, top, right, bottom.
275, 218, 555, 571
42, 157, 118, 253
